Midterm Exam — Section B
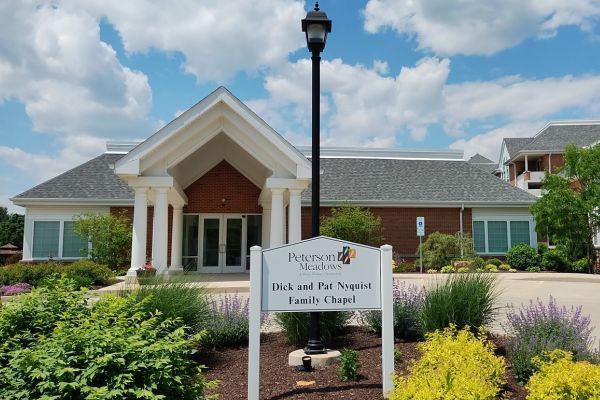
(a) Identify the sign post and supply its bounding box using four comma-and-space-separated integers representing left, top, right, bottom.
248, 236, 394, 399
416, 217, 425, 273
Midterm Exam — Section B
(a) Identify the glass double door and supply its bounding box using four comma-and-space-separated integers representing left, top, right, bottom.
199, 215, 244, 273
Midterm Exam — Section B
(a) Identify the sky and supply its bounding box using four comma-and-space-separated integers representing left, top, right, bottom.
2, 0, 600, 213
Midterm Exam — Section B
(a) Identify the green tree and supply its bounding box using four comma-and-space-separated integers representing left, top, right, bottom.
530, 143, 600, 271
320, 203, 384, 246
0, 207, 24, 248
418, 231, 475, 268
74, 213, 132, 269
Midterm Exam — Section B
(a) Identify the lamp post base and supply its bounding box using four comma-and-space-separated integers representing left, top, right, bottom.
304, 312, 326, 354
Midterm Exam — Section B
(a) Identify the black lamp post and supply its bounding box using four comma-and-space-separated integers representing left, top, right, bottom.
302, 1, 331, 356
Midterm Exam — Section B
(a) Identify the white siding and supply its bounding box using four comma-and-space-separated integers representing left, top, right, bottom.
23, 205, 110, 261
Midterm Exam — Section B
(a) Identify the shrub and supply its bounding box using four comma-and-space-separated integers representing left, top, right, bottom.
130, 277, 211, 333
572, 258, 590, 273
440, 265, 455, 273
204, 293, 252, 348
526, 349, 600, 400
276, 311, 350, 347
391, 325, 506, 400
420, 273, 498, 334
507, 243, 539, 271
338, 349, 360, 382
499, 263, 511, 271
487, 258, 502, 267
392, 261, 416, 273
526, 266, 541, 272
74, 212, 132, 269
63, 259, 113, 286
419, 232, 463, 268
470, 256, 486, 270
426, 268, 438, 274
320, 203, 384, 246
457, 267, 470, 273
0, 295, 217, 399
537, 242, 548, 257
0, 262, 61, 286
509, 268, 518, 273
541, 246, 571, 272
362, 282, 425, 340
504, 296, 596, 382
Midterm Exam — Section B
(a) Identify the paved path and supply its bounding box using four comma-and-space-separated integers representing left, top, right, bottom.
95, 272, 600, 344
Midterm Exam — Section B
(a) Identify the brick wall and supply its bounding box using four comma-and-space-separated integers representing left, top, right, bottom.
541, 153, 565, 173
184, 160, 262, 214
301, 206, 472, 258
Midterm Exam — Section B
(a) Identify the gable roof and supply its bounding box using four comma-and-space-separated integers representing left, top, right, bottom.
503, 138, 532, 157
522, 122, 600, 152
467, 153, 498, 174
12, 153, 133, 204
302, 158, 537, 205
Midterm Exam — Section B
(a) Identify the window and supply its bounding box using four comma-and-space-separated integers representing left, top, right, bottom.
472, 220, 531, 254
62, 221, 88, 258
32, 220, 90, 259
473, 221, 486, 253
510, 221, 530, 247
32, 221, 60, 258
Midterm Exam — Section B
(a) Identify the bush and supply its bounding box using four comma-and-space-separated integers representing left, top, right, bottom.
507, 243, 539, 271
541, 246, 571, 272
63, 259, 113, 286
420, 273, 498, 334
74, 212, 132, 269
0, 283, 31, 296
392, 261, 416, 273
526, 266, 541, 272
440, 265, 455, 273
204, 293, 252, 348
526, 349, 600, 400
320, 203, 384, 246
362, 282, 424, 340
130, 277, 211, 333
338, 349, 360, 382
276, 311, 350, 347
572, 258, 590, 273
470, 256, 486, 270
419, 232, 469, 268
0, 261, 112, 288
426, 268, 438, 274
457, 267, 470, 273
0, 295, 217, 399
392, 325, 506, 400
487, 258, 502, 267
499, 263, 511, 271
504, 296, 596, 382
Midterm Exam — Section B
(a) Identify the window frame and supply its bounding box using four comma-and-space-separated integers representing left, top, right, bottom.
472, 219, 533, 255
31, 219, 90, 260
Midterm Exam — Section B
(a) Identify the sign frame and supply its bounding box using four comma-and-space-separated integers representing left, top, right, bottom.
247, 236, 394, 399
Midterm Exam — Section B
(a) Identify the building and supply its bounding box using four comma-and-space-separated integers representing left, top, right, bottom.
11, 87, 539, 276
499, 121, 600, 196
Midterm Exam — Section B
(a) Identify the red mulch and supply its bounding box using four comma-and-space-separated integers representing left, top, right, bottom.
201, 327, 527, 399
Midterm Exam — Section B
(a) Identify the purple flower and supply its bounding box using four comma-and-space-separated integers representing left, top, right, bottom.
0, 282, 32, 296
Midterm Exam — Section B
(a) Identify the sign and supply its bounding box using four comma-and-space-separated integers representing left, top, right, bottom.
247, 236, 395, 399
416, 216, 425, 237
261, 237, 381, 312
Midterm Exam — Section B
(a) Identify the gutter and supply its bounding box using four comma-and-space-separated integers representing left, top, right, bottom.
460, 203, 465, 258
9, 198, 135, 207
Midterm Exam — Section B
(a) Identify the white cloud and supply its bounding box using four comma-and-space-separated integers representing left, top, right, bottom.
363, 0, 600, 56
260, 56, 450, 145
71, 0, 306, 82
0, 2, 154, 139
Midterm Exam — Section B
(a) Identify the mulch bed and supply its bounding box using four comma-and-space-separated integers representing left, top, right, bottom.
201, 326, 527, 399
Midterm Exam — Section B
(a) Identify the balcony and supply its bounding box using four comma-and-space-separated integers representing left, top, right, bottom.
515, 170, 545, 196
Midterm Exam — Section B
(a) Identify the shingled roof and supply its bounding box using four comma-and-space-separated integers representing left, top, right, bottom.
522, 123, 600, 152
467, 154, 498, 174
503, 138, 532, 157
302, 158, 537, 204
13, 153, 133, 201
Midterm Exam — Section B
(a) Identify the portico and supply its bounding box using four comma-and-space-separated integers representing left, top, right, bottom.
114, 87, 311, 277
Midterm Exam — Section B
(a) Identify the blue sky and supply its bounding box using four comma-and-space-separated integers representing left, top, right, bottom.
2, 0, 600, 213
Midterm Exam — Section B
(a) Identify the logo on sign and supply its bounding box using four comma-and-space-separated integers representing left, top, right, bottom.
338, 246, 357, 264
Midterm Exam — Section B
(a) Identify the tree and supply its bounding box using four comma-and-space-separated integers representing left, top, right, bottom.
320, 203, 384, 246
530, 143, 600, 271
418, 231, 475, 268
0, 207, 24, 248
74, 213, 132, 270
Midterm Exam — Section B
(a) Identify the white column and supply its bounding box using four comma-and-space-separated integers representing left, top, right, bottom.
288, 189, 302, 243
270, 188, 284, 247
262, 205, 271, 249
525, 154, 529, 171
127, 187, 148, 277
169, 205, 184, 273
152, 187, 169, 274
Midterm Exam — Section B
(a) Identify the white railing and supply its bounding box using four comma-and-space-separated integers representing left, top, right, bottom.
527, 188, 542, 197
529, 171, 545, 182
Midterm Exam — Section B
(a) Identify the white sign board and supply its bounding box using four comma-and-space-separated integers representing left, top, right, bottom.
416, 216, 425, 237
261, 237, 381, 312
248, 236, 395, 399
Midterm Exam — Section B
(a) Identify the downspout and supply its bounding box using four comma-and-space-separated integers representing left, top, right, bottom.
548, 153, 552, 173
460, 203, 464, 258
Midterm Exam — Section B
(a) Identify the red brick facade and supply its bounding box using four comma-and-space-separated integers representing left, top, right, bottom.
541, 153, 565, 173
183, 160, 262, 214
301, 206, 472, 258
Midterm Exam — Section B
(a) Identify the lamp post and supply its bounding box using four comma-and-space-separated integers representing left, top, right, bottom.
301, 1, 331, 355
